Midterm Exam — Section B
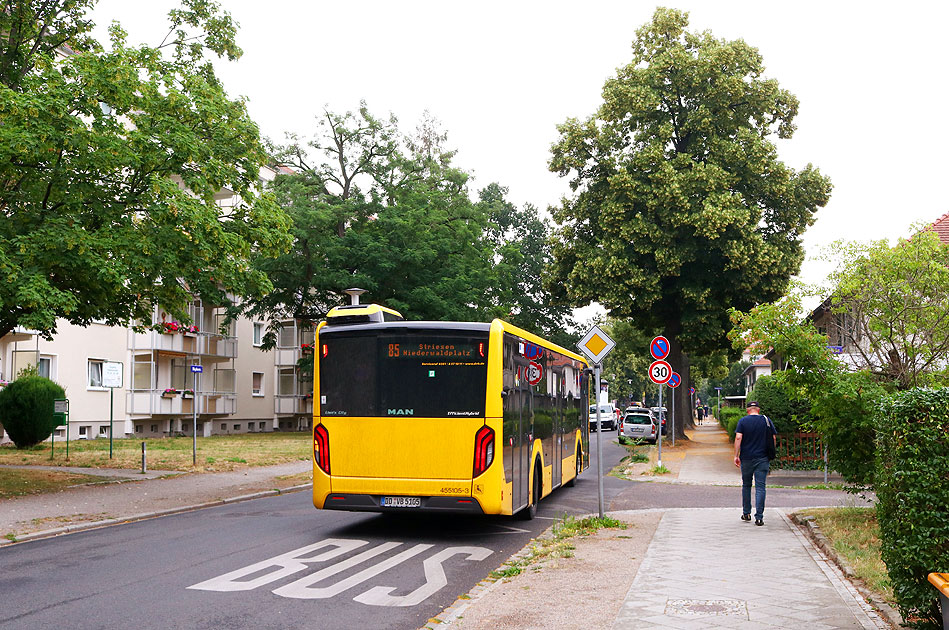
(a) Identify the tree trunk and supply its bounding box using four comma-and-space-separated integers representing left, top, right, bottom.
665, 334, 691, 441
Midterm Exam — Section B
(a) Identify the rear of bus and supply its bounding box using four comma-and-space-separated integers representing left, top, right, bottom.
313, 319, 497, 514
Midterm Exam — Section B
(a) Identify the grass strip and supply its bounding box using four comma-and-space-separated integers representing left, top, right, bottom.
800, 507, 893, 604
0, 468, 109, 499
490, 514, 627, 579
0, 432, 311, 472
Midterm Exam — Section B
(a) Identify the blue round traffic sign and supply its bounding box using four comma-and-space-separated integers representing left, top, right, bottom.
668, 372, 681, 388
650, 336, 670, 360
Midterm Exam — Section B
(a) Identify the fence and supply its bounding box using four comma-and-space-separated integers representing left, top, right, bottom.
776, 432, 824, 468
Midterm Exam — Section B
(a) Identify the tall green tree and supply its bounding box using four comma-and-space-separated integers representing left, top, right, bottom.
0, 0, 290, 340
827, 230, 949, 389
479, 183, 576, 347
245, 105, 497, 346
547, 8, 831, 438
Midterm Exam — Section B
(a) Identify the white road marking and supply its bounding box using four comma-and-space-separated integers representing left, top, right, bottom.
274, 543, 434, 600
188, 538, 367, 592
354, 546, 493, 607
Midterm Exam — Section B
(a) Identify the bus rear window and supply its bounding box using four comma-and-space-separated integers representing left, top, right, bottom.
320, 332, 489, 418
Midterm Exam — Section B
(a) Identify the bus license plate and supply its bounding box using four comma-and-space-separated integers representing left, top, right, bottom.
381, 496, 421, 508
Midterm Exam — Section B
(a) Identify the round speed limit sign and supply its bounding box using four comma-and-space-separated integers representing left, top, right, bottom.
648, 360, 672, 385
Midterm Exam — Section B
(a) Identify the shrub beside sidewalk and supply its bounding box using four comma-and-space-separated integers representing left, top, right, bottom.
876, 389, 949, 630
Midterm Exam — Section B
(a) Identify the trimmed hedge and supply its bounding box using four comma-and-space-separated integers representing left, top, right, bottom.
749, 372, 812, 434
876, 388, 949, 629
719, 407, 745, 440
0, 376, 66, 448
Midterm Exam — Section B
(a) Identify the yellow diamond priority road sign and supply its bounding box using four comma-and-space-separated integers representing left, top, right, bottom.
577, 324, 616, 364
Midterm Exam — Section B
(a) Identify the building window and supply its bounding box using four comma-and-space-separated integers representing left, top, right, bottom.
54, 428, 65, 437
79, 426, 88, 436
247, 423, 255, 432
278, 368, 295, 396
151, 424, 158, 432
252, 372, 264, 396
253, 322, 264, 346
135, 425, 143, 433
88, 359, 104, 387
39, 356, 52, 379
259, 422, 266, 430
220, 423, 226, 431
99, 426, 109, 436
278, 323, 295, 348
196, 422, 203, 432
233, 424, 240, 431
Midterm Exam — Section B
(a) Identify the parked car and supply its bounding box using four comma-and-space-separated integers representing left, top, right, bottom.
650, 406, 668, 435
588, 403, 618, 431
620, 409, 658, 443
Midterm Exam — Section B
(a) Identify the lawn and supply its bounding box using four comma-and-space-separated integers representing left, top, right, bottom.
800, 507, 893, 604
0, 468, 108, 499
0, 432, 312, 472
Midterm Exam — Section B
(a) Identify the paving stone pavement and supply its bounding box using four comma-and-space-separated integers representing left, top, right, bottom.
612, 508, 890, 630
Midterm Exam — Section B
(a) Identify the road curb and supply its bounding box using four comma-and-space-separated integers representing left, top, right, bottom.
789, 511, 903, 629
0, 483, 312, 547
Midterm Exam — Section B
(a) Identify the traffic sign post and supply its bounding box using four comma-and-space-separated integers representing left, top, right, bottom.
577, 325, 616, 518
648, 359, 672, 468
103, 362, 123, 459
191, 365, 203, 466
668, 372, 680, 447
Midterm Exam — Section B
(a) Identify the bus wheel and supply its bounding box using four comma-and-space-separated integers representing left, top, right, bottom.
566, 445, 582, 487
518, 461, 541, 520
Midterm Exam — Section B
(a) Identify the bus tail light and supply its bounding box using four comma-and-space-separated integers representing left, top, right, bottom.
314, 424, 330, 474
473, 425, 494, 477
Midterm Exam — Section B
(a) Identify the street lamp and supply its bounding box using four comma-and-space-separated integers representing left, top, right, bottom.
715, 387, 723, 420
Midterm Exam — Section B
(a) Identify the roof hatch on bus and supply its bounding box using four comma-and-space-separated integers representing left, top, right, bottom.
325, 288, 404, 325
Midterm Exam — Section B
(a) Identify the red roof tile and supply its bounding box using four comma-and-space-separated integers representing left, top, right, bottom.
928, 210, 949, 244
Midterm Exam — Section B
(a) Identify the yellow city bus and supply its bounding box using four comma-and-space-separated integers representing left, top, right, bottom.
312, 303, 590, 519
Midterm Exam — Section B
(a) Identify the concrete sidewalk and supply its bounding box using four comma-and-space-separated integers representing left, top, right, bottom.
612, 508, 888, 629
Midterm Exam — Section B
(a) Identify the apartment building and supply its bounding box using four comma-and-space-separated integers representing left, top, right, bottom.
0, 310, 314, 442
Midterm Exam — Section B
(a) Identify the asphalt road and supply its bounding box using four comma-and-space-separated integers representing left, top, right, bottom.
0, 433, 863, 630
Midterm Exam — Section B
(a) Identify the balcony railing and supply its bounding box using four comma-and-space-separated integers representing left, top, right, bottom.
127, 390, 236, 416
274, 395, 312, 415
130, 330, 236, 358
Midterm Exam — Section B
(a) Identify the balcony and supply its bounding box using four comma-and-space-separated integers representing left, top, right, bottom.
129, 330, 236, 359
127, 390, 236, 416
275, 395, 313, 416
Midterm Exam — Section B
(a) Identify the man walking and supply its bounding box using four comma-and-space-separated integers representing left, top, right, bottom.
733, 401, 777, 526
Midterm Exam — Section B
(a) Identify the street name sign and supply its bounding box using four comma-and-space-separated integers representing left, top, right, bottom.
577, 325, 616, 364
190, 365, 204, 373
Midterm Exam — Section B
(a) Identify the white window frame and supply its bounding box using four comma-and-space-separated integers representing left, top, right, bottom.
88, 359, 106, 390
253, 322, 264, 347
252, 371, 264, 397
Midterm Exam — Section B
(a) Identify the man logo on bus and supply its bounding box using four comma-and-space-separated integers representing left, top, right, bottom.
387, 409, 414, 415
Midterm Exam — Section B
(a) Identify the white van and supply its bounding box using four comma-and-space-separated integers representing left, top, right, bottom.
588, 404, 619, 431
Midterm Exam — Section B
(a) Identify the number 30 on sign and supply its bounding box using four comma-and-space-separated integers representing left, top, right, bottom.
649, 360, 672, 385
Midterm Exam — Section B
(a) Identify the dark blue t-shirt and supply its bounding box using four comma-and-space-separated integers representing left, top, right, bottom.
735, 414, 777, 460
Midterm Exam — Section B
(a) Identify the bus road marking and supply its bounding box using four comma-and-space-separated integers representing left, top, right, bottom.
188, 539, 493, 607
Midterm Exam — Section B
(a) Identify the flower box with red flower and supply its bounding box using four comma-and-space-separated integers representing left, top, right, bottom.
162, 388, 179, 398
301, 343, 313, 354
181, 389, 194, 399
183, 325, 199, 336
162, 322, 181, 334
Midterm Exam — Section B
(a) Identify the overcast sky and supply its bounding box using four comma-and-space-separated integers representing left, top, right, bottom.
91, 1, 949, 307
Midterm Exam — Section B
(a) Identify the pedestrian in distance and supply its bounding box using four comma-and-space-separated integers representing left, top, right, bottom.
733, 401, 777, 526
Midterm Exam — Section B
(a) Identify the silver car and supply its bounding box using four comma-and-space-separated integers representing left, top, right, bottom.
621, 409, 658, 443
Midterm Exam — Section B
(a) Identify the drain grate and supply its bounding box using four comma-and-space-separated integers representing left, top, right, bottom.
665, 599, 749, 617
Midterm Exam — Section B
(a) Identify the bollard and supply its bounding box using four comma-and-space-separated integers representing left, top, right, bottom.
141, 441, 147, 474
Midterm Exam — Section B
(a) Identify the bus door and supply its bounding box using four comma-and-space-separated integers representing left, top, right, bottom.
512, 355, 533, 511
552, 367, 564, 487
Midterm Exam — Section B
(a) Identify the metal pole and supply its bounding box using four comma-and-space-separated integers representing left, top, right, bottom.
50, 425, 54, 460
671, 386, 676, 447
65, 408, 69, 461
657, 384, 663, 469
192, 370, 198, 466
823, 444, 828, 484
109, 386, 114, 459
594, 364, 604, 519
142, 441, 147, 474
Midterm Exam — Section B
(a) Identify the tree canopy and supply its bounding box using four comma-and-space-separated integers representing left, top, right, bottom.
244, 105, 573, 347
0, 0, 291, 339
547, 8, 831, 435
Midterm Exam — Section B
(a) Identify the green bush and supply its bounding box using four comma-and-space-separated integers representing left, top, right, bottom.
812, 370, 887, 487
750, 372, 812, 434
719, 407, 745, 439
0, 376, 66, 448
876, 388, 949, 629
